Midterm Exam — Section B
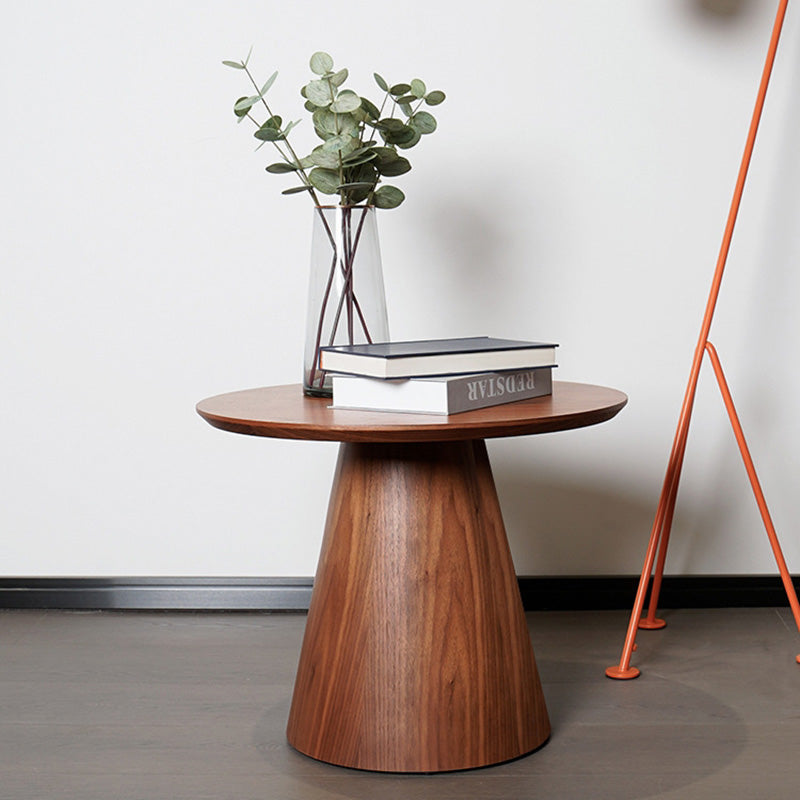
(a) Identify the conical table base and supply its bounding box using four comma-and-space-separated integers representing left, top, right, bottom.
197, 382, 628, 772
286, 440, 551, 773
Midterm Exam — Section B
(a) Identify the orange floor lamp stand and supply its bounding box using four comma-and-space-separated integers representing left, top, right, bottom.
606, 0, 800, 680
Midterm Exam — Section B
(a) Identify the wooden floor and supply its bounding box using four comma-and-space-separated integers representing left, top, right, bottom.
1, 607, 798, 799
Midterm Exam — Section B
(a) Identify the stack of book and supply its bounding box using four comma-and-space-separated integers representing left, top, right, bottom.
319, 336, 558, 415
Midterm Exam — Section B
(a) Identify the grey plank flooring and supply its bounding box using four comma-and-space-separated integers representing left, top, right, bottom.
1, 608, 798, 799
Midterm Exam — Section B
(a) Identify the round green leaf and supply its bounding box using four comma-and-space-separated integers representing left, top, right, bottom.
382, 124, 416, 146
322, 132, 357, 156
310, 145, 340, 169
425, 90, 446, 106
329, 90, 361, 114
222, 60, 245, 69
254, 127, 281, 141
410, 79, 426, 99
309, 167, 340, 194
372, 146, 399, 164
340, 168, 374, 205
373, 185, 405, 209
374, 73, 389, 92
266, 162, 299, 174
281, 185, 313, 195
330, 68, 349, 87
396, 95, 417, 105
305, 79, 332, 107
312, 108, 358, 139
377, 156, 411, 177
389, 83, 411, 96
349, 162, 378, 184
233, 96, 250, 118
347, 185, 373, 204
338, 113, 359, 136
351, 106, 369, 125
411, 110, 437, 134
395, 129, 421, 149
309, 52, 334, 75
233, 95, 259, 113
376, 117, 405, 132
360, 97, 380, 120
312, 108, 338, 135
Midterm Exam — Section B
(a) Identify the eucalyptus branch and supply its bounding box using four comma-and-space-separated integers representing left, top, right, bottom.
224, 50, 445, 210
241, 64, 324, 205
222, 50, 446, 392
245, 113, 297, 170
325, 76, 348, 206
243, 66, 273, 119
363, 90, 391, 144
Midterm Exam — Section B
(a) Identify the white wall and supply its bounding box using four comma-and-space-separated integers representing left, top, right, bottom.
2, 0, 798, 577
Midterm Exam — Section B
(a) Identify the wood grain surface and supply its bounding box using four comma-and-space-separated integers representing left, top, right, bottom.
197, 379, 625, 771
196, 381, 627, 443
285, 440, 551, 772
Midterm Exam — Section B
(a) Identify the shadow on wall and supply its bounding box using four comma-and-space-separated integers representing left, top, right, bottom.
689, 0, 756, 21
423, 197, 521, 317
412, 177, 555, 335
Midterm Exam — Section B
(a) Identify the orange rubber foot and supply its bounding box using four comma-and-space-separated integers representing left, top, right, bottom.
605, 665, 641, 680
638, 618, 667, 630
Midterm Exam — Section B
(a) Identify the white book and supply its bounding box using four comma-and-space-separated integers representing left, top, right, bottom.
331, 367, 554, 415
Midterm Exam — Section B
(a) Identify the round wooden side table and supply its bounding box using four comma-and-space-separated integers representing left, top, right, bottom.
196, 381, 627, 772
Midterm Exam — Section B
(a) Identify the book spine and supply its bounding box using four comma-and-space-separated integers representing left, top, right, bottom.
447, 368, 553, 413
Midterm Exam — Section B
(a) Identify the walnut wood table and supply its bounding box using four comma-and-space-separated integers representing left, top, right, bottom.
196, 381, 627, 773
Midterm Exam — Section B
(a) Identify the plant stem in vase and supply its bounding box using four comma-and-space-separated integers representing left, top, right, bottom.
304, 205, 388, 396
223, 50, 445, 396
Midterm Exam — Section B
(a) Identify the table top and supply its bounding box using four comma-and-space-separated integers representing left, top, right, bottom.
196, 381, 627, 443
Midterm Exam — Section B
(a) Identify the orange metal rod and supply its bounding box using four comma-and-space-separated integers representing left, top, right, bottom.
605, 383, 698, 678
603, 477, 671, 677
643, 0, 789, 625
607, 0, 790, 679
641, 392, 696, 629
705, 342, 800, 632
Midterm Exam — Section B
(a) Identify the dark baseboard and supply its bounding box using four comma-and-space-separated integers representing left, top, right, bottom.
0, 577, 313, 611
0, 575, 798, 611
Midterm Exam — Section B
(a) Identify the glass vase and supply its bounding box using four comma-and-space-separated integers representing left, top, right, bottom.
303, 206, 389, 396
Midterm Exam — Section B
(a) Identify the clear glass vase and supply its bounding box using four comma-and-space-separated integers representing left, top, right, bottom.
303, 206, 389, 396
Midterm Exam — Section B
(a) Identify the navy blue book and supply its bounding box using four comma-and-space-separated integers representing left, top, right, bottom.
319, 336, 558, 379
